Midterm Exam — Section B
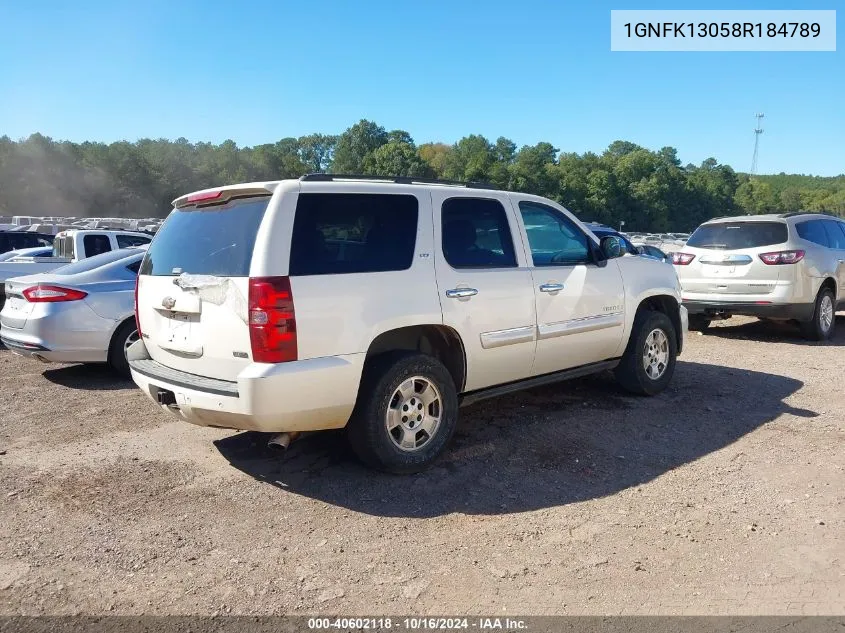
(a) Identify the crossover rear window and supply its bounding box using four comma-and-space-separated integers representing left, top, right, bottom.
289, 193, 418, 276
686, 222, 788, 250
139, 196, 269, 276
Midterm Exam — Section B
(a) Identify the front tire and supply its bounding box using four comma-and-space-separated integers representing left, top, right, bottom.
800, 288, 836, 341
615, 310, 678, 396
107, 320, 139, 378
347, 352, 458, 474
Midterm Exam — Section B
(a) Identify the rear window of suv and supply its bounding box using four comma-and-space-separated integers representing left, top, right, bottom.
686, 221, 788, 250
289, 193, 418, 276
139, 196, 269, 276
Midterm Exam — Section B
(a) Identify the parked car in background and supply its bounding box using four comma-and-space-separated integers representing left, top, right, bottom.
0, 246, 53, 263
673, 212, 845, 339
0, 230, 53, 255
0, 247, 145, 376
130, 175, 686, 473
584, 223, 640, 255
633, 243, 671, 263
0, 229, 151, 307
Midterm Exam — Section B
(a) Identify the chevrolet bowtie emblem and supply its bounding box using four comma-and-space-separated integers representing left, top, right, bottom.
161, 296, 176, 310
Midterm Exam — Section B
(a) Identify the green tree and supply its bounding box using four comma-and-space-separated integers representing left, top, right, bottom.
331, 119, 388, 173
364, 141, 430, 177
297, 134, 336, 173
442, 135, 495, 182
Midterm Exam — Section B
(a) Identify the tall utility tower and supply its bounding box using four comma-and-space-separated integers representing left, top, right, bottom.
750, 113, 764, 175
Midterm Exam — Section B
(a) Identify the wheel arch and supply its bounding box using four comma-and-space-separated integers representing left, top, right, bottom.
634, 293, 683, 353
364, 324, 467, 392
107, 314, 137, 355
819, 276, 837, 299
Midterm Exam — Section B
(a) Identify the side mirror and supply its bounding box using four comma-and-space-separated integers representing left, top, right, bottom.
600, 235, 624, 259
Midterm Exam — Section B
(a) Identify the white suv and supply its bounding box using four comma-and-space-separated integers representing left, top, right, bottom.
129, 175, 687, 473
673, 213, 845, 340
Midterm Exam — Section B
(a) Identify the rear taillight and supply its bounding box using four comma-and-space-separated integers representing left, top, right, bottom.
248, 276, 297, 363
134, 276, 142, 338
22, 284, 87, 303
672, 252, 695, 265
759, 250, 805, 265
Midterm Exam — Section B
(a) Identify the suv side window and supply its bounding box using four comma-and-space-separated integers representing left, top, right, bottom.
83, 234, 112, 257
796, 220, 829, 247
821, 220, 845, 249
289, 193, 418, 276
519, 201, 591, 266
117, 234, 151, 248
441, 198, 517, 269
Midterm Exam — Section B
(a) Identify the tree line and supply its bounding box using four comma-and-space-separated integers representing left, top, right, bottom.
1, 119, 843, 231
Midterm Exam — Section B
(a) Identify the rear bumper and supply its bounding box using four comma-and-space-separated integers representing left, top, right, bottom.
682, 300, 815, 321
129, 343, 364, 433
0, 330, 108, 363
0, 302, 112, 363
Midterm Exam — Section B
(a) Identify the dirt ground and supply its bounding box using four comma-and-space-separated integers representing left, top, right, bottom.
0, 316, 843, 616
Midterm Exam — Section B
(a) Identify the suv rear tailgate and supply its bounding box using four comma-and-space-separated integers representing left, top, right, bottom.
136, 194, 271, 382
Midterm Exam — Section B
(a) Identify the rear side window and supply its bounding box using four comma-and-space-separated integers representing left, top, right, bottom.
84, 234, 112, 256
442, 198, 517, 269
117, 234, 151, 248
822, 220, 845, 249
796, 220, 829, 247
686, 222, 788, 250
289, 193, 418, 276
140, 196, 269, 276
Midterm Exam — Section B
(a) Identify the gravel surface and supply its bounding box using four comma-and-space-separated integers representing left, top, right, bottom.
1, 316, 843, 616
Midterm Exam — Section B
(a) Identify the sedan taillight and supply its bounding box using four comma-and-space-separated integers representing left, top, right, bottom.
672, 252, 696, 265
759, 250, 805, 265
22, 284, 87, 303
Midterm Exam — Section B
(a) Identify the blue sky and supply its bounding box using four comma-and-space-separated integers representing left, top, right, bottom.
1, 0, 842, 175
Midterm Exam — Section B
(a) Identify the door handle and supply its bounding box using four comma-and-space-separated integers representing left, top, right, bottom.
539, 283, 565, 293
445, 288, 478, 299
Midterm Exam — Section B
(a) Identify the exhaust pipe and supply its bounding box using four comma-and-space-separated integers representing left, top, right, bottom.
267, 432, 299, 452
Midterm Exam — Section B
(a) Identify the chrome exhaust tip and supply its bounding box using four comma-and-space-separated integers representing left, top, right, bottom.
267, 432, 299, 452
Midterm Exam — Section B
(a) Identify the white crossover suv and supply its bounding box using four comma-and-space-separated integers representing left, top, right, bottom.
129, 175, 687, 473
674, 213, 845, 340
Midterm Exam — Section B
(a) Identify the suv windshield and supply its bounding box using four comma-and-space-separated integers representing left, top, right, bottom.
140, 196, 269, 276
686, 221, 788, 250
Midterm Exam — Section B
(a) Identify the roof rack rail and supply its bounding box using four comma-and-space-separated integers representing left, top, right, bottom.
299, 173, 498, 190
779, 210, 835, 218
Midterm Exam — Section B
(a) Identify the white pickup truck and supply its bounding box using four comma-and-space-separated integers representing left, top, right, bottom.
130, 175, 688, 474
0, 229, 152, 307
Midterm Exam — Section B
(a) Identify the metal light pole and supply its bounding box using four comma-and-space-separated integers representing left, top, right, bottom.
619, 220, 625, 233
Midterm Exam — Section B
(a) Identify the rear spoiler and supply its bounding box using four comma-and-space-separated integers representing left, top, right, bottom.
173, 184, 278, 209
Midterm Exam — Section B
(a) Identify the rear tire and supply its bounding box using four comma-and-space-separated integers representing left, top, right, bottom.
347, 352, 458, 474
615, 310, 678, 396
800, 288, 836, 341
107, 320, 138, 378
688, 315, 711, 332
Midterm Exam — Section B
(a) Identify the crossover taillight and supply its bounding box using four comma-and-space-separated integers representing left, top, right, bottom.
22, 285, 87, 303
248, 276, 297, 363
134, 275, 142, 338
672, 252, 695, 265
759, 250, 805, 265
